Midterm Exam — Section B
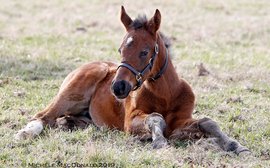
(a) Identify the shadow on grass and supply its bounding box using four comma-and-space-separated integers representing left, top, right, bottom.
0, 55, 77, 81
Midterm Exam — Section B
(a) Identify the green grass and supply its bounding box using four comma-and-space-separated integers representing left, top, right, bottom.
0, 0, 270, 167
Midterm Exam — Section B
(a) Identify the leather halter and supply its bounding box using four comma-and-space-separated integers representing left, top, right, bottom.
117, 43, 169, 90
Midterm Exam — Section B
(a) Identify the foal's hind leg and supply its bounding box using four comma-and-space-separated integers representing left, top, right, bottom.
15, 62, 109, 140
14, 90, 91, 140
56, 112, 93, 131
170, 118, 250, 155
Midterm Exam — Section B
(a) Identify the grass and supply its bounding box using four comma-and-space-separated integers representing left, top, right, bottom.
0, 0, 270, 167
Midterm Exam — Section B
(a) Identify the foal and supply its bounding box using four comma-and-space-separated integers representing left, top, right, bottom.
15, 6, 249, 155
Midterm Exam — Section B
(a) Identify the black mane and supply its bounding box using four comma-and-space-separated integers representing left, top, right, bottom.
130, 15, 171, 49
160, 32, 172, 49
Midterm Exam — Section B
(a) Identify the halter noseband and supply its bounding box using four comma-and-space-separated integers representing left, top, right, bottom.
117, 43, 169, 90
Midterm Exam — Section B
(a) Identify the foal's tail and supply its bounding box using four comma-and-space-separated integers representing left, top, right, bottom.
15, 61, 116, 140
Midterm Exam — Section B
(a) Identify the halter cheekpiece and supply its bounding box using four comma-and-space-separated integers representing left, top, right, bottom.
117, 43, 169, 90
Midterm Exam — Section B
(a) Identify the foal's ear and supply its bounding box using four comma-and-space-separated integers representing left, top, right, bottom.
120, 6, 133, 31
147, 9, 161, 35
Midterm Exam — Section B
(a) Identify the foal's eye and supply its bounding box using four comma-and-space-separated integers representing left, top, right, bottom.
140, 50, 149, 57
118, 48, 121, 54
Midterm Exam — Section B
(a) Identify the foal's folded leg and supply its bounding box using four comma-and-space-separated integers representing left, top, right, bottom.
128, 112, 168, 149
56, 114, 93, 131
144, 113, 168, 149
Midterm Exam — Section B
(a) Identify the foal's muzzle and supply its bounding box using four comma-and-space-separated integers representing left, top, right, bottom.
111, 80, 132, 99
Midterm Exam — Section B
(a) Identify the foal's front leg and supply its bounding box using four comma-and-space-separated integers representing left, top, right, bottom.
145, 113, 168, 148
170, 118, 250, 155
198, 118, 250, 155
128, 112, 168, 149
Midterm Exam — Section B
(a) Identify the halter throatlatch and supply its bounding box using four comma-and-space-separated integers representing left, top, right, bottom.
117, 43, 169, 90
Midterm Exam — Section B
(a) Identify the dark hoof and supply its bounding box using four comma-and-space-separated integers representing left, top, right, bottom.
224, 141, 251, 156
152, 136, 168, 149
139, 133, 152, 142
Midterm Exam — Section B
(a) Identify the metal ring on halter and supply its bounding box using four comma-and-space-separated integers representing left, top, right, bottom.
135, 73, 142, 82
154, 44, 159, 54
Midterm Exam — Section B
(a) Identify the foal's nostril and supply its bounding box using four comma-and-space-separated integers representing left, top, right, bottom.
112, 80, 125, 95
120, 81, 127, 93
111, 80, 131, 98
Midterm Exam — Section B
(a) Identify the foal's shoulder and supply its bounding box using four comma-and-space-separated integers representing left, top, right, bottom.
177, 78, 195, 97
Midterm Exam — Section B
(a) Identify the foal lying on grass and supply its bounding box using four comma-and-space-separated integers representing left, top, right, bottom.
15, 6, 250, 155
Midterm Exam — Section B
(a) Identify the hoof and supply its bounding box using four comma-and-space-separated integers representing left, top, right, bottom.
152, 136, 168, 149
14, 120, 43, 140
14, 130, 34, 140
238, 149, 251, 157
224, 140, 250, 156
235, 145, 251, 156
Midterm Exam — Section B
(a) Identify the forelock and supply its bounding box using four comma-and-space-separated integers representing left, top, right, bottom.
130, 15, 148, 30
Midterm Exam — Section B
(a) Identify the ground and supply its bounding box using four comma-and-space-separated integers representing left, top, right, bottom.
0, 0, 269, 167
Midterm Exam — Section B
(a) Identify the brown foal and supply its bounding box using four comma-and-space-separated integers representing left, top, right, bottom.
15, 6, 249, 155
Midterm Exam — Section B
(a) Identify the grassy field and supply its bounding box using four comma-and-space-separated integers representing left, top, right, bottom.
0, 0, 270, 167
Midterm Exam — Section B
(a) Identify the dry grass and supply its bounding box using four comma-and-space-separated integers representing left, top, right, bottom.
0, 0, 269, 167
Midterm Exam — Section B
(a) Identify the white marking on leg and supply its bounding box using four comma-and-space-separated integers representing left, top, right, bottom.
14, 120, 44, 140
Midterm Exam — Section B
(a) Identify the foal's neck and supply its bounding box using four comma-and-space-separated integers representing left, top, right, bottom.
145, 34, 180, 98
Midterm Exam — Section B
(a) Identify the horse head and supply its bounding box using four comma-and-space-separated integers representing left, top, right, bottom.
112, 6, 166, 99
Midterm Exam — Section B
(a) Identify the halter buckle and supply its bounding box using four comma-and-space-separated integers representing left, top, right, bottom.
135, 73, 142, 82
154, 44, 159, 54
